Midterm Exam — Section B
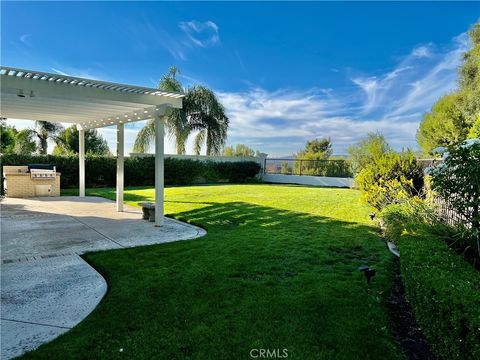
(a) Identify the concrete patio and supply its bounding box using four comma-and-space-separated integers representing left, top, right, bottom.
0, 196, 206, 359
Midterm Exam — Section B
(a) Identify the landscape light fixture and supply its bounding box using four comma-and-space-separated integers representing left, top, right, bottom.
358, 265, 376, 284
16, 89, 25, 98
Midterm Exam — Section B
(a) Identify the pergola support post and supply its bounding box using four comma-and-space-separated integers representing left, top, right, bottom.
79, 128, 85, 197
116, 123, 124, 212
154, 115, 165, 226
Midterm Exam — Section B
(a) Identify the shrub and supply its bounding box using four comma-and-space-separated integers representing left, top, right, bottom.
428, 139, 480, 259
295, 160, 353, 177
379, 198, 444, 243
347, 131, 391, 174
212, 161, 262, 183
356, 150, 423, 210
323, 159, 353, 177
0, 154, 261, 192
280, 161, 292, 175
381, 199, 480, 359
398, 232, 480, 360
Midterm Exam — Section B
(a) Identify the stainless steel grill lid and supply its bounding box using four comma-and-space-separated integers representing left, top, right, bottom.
27, 164, 55, 172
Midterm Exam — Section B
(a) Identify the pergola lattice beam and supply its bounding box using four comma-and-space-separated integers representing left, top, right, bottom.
0, 66, 184, 129
0, 66, 183, 226
0, 67, 184, 98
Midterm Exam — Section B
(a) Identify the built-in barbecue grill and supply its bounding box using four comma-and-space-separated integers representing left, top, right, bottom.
28, 164, 57, 180
3, 164, 61, 197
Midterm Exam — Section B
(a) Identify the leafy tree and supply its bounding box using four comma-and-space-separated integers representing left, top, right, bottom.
455, 23, 480, 128
417, 94, 469, 155
296, 138, 332, 160
0, 120, 17, 153
294, 138, 336, 176
0, 120, 37, 154
223, 144, 256, 157
14, 129, 37, 154
223, 146, 234, 156
417, 22, 480, 154
467, 115, 480, 138
53, 125, 110, 155
347, 132, 391, 173
460, 23, 480, 94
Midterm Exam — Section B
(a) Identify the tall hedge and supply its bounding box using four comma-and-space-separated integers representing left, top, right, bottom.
399, 234, 480, 360
0, 154, 261, 191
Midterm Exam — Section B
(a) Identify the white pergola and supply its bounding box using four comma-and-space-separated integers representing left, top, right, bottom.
0, 66, 184, 226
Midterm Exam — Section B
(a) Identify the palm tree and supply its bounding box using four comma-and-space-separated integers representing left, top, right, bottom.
53, 125, 110, 155
32, 121, 62, 154
134, 67, 189, 154
134, 67, 229, 155
186, 85, 229, 156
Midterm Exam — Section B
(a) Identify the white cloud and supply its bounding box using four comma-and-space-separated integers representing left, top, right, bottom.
233, 49, 248, 73
411, 45, 433, 58
125, 19, 219, 61
351, 31, 468, 120
19, 34, 32, 47
178, 20, 220, 48
351, 77, 378, 112
387, 32, 469, 118
51, 66, 102, 80
216, 87, 418, 155
5, 30, 469, 158
125, 20, 186, 61
217, 31, 469, 156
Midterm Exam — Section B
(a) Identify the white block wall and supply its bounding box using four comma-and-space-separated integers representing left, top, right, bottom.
130, 153, 354, 188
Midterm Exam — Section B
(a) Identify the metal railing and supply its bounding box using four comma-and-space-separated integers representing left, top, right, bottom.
418, 159, 467, 227
264, 158, 353, 178
417, 158, 444, 171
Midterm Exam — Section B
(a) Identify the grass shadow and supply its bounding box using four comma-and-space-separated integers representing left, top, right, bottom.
22, 197, 400, 360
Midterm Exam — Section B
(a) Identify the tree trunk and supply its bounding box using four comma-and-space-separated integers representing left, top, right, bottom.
472, 203, 480, 258
39, 136, 48, 154
176, 137, 186, 155
206, 128, 212, 156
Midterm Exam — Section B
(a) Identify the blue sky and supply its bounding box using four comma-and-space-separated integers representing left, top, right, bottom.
2, 1, 479, 156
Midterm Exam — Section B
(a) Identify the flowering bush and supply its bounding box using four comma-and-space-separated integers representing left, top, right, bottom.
428, 138, 480, 257
355, 150, 424, 210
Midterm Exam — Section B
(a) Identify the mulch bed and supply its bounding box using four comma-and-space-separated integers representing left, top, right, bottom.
387, 259, 438, 360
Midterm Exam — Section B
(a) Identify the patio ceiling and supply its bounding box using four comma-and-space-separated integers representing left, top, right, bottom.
0, 66, 184, 129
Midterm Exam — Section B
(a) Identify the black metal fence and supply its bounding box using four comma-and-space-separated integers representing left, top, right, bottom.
418, 159, 467, 227
264, 159, 353, 178
433, 196, 467, 227
417, 158, 444, 171
264, 157, 464, 225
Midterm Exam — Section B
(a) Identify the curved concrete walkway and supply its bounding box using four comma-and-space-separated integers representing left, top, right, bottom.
1, 197, 206, 359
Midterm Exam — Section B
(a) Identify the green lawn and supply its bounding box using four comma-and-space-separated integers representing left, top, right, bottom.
25, 184, 400, 359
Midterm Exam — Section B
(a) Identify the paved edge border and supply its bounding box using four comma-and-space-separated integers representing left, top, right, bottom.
1, 196, 207, 359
